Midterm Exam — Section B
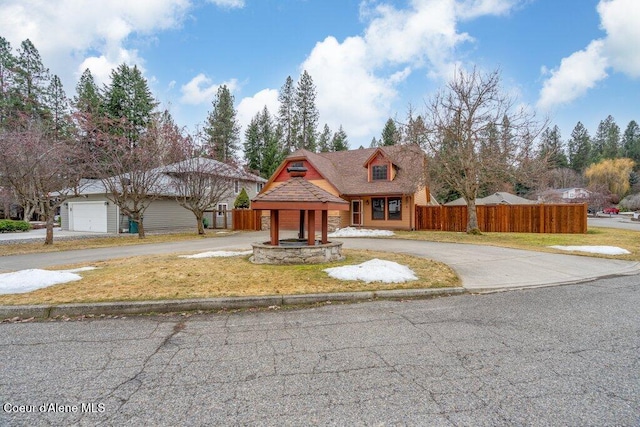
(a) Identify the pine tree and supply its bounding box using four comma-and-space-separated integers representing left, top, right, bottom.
567, 122, 592, 173
277, 76, 297, 154
538, 125, 568, 168
294, 70, 319, 151
369, 136, 379, 148
592, 115, 620, 162
74, 68, 102, 117
381, 118, 400, 146
14, 39, 50, 121
44, 75, 70, 140
243, 114, 262, 172
331, 125, 349, 151
204, 84, 240, 163
0, 37, 18, 127
317, 123, 332, 152
262, 124, 285, 178
622, 120, 640, 166
103, 64, 157, 146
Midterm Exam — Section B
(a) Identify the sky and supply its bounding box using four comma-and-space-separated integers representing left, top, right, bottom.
1, 0, 639, 153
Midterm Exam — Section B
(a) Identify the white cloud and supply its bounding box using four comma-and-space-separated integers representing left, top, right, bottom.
180, 74, 239, 105
598, 0, 640, 77
537, 40, 609, 111
236, 88, 280, 136
537, 0, 640, 109
300, 0, 521, 142
207, 0, 245, 8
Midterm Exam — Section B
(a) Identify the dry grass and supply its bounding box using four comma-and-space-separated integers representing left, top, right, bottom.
0, 250, 459, 306
392, 226, 640, 262
0, 230, 236, 256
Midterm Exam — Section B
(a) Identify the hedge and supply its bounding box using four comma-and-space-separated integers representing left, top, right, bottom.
0, 220, 32, 233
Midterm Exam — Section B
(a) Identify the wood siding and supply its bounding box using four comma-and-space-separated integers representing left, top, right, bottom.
415, 204, 588, 234
232, 209, 262, 231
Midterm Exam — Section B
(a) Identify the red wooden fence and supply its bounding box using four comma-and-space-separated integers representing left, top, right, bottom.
415, 204, 587, 233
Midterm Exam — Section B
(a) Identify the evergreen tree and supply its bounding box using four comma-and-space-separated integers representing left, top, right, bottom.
538, 125, 568, 168
203, 84, 240, 163
622, 120, 640, 167
567, 121, 592, 173
0, 37, 18, 127
74, 68, 102, 117
331, 125, 349, 151
234, 188, 250, 209
14, 39, 50, 121
404, 112, 427, 145
317, 123, 332, 152
243, 114, 262, 172
262, 124, 285, 178
381, 118, 400, 146
294, 70, 319, 151
277, 76, 297, 154
44, 75, 70, 140
369, 136, 379, 148
103, 64, 156, 146
592, 115, 620, 162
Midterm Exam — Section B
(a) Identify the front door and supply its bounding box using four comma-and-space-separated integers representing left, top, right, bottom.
351, 200, 363, 226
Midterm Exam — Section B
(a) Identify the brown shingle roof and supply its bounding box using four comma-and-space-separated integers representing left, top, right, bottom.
287, 145, 426, 196
252, 177, 348, 210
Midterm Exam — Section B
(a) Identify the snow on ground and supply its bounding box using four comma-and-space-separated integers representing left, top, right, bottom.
549, 246, 631, 255
179, 250, 253, 259
0, 267, 97, 295
324, 259, 417, 283
328, 227, 395, 238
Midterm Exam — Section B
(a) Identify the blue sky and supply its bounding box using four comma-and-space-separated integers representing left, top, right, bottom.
2, 0, 639, 151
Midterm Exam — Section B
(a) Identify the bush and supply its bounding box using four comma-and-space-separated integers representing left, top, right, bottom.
234, 188, 250, 209
0, 220, 32, 233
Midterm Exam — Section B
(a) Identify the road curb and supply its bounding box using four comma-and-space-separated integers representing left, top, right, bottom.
0, 287, 467, 320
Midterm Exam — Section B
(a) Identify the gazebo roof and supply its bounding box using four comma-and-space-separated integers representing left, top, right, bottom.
251, 177, 349, 211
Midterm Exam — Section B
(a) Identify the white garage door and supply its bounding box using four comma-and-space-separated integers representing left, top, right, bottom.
70, 202, 108, 232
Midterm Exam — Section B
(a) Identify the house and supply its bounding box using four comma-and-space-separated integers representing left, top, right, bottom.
60, 158, 266, 234
444, 192, 538, 206
537, 187, 591, 203
255, 145, 437, 231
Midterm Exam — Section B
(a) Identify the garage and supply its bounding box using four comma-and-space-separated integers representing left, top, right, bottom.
69, 202, 108, 232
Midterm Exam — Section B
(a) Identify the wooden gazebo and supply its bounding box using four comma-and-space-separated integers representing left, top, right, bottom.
251, 167, 349, 246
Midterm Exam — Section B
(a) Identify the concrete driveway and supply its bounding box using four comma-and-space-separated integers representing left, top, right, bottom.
1, 231, 638, 291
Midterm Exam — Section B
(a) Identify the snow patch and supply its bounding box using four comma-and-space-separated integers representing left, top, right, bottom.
324, 259, 418, 283
0, 267, 97, 295
328, 227, 395, 238
179, 250, 253, 259
549, 245, 631, 255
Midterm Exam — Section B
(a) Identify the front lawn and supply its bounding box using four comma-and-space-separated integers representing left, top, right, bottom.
0, 250, 459, 306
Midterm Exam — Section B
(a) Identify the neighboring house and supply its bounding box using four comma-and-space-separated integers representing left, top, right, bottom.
444, 192, 538, 206
537, 187, 591, 203
256, 145, 438, 231
60, 158, 266, 233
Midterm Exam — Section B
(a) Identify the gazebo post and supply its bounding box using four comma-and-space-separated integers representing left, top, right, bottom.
321, 210, 328, 244
307, 210, 316, 246
270, 209, 279, 246
298, 210, 305, 239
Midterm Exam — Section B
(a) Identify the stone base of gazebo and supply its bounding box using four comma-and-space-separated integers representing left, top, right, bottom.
251, 241, 344, 265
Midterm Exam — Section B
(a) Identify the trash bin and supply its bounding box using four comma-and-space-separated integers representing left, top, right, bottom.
128, 218, 139, 233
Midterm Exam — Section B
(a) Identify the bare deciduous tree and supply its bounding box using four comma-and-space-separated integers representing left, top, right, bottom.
0, 123, 83, 244
422, 68, 545, 233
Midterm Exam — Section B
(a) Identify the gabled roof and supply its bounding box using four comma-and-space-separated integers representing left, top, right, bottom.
268, 145, 426, 197
252, 177, 349, 210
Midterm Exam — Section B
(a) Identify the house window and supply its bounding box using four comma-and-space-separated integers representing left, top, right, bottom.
234, 180, 239, 194
372, 198, 385, 220
388, 197, 402, 220
217, 203, 228, 217
372, 165, 388, 181
256, 182, 264, 192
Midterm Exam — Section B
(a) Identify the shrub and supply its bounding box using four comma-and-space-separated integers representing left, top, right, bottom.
0, 220, 32, 233
234, 188, 250, 209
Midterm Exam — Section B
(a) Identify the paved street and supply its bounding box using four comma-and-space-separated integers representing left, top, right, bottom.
1, 276, 638, 426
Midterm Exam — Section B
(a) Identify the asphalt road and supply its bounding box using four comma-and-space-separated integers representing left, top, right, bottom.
1, 276, 638, 426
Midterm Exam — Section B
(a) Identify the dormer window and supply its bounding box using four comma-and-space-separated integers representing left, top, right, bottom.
372, 165, 388, 181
